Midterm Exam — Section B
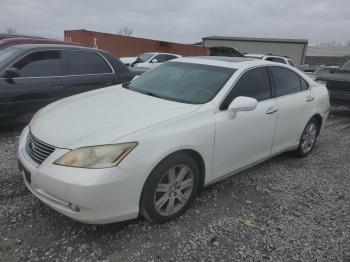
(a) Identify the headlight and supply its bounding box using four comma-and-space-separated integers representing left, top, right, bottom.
54, 142, 138, 168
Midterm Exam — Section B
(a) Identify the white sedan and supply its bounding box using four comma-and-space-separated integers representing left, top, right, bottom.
131, 52, 181, 69
18, 57, 330, 224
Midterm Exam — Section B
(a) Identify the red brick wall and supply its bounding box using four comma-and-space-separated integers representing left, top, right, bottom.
64, 30, 208, 57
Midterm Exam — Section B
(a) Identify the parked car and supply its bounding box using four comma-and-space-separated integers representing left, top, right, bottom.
298, 64, 320, 73
0, 44, 145, 121
131, 52, 181, 69
0, 34, 45, 40
119, 56, 137, 67
18, 57, 329, 224
245, 54, 295, 66
209, 46, 243, 57
316, 58, 350, 106
309, 65, 339, 80
0, 37, 84, 50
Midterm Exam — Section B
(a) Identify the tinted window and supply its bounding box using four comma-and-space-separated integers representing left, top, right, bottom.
153, 55, 167, 63
165, 55, 178, 61
127, 62, 235, 104
13, 51, 61, 77
68, 51, 112, 75
300, 77, 308, 90
270, 67, 301, 96
220, 67, 271, 110
266, 57, 286, 64
0, 47, 22, 69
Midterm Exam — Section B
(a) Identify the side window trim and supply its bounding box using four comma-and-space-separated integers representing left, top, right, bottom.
267, 65, 307, 98
219, 66, 273, 111
0, 49, 63, 79
66, 50, 115, 76
0, 49, 115, 79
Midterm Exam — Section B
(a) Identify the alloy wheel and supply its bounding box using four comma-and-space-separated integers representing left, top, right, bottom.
301, 122, 317, 153
153, 164, 194, 216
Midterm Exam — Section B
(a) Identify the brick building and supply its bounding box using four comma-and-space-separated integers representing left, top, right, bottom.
64, 29, 208, 57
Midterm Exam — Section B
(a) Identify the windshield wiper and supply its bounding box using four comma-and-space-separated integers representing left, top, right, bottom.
122, 82, 130, 89
145, 92, 161, 98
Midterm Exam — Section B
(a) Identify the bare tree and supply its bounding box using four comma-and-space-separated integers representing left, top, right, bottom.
118, 27, 133, 36
5, 27, 17, 35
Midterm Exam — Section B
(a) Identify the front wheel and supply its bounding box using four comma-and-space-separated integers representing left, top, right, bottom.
140, 152, 200, 224
294, 118, 319, 157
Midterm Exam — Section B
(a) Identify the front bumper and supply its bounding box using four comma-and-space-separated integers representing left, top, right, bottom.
18, 127, 147, 224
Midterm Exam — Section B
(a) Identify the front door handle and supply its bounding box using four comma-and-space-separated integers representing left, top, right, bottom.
265, 106, 278, 115
306, 95, 314, 102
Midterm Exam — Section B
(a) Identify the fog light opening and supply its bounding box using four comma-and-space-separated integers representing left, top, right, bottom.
68, 203, 80, 212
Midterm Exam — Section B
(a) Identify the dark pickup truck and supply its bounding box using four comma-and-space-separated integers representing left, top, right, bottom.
316, 59, 350, 106
0, 44, 145, 121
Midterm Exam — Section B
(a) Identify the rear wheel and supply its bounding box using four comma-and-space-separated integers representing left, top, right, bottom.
294, 118, 319, 157
140, 152, 200, 223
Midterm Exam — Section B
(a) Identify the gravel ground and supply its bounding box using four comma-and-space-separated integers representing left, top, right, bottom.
0, 108, 349, 262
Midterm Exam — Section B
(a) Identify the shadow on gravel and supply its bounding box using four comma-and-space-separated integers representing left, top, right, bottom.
0, 122, 26, 134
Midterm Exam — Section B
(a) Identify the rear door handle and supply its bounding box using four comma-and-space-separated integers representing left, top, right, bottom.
306, 96, 314, 102
265, 106, 278, 115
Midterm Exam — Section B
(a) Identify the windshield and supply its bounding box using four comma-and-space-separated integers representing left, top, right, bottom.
340, 59, 350, 72
0, 47, 22, 68
136, 53, 155, 63
314, 67, 332, 75
126, 62, 235, 104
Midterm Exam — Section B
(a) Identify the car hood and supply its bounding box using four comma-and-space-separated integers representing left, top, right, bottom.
30, 86, 200, 149
317, 72, 350, 82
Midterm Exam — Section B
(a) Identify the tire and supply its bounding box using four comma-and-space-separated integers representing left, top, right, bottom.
140, 152, 200, 224
294, 118, 319, 157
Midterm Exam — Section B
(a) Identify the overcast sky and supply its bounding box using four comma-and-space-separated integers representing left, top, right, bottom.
1, 0, 349, 45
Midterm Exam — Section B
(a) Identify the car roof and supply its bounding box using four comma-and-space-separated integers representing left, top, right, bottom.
245, 53, 289, 59
174, 56, 274, 69
0, 38, 84, 48
7, 44, 101, 52
143, 52, 180, 56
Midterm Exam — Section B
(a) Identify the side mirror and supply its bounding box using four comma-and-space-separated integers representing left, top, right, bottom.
4, 67, 20, 79
151, 58, 158, 63
227, 96, 258, 118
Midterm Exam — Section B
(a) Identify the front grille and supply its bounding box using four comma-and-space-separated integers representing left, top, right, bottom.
26, 131, 55, 165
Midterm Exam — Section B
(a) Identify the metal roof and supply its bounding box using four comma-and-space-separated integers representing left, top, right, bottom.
203, 36, 308, 44
306, 46, 350, 57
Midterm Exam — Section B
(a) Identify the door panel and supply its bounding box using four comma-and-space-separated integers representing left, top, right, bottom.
268, 66, 315, 153
272, 91, 314, 153
213, 100, 278, 178
0, 50, 63, 117
0, 77, 60, 117
212, 67, 277, 179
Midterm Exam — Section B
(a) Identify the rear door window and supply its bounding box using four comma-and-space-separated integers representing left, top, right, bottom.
153, 55, 167, 63
164, 55, 178, 61
12, 50, 62, 77
68, 51, 113, 75
220, 67, 271, 110
269, 67, 302, 96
